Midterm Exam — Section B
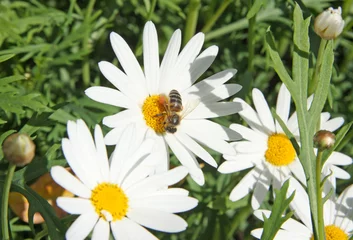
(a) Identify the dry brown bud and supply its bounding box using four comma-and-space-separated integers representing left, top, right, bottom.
313, 130, 336, 150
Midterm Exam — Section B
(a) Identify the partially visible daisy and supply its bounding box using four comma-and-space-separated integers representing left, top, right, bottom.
218, 83, 351, 209
85, 21, 242, 185
51, 120, 198, 240
251, 178, 353, 239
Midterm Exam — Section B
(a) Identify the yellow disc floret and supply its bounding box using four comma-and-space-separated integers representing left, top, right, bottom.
91, 183, 128, 222
310, 225, 348, 240
142, 95, 166, 134
264, 133, 296, 166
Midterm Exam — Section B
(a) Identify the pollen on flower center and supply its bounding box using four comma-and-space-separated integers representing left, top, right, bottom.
264, 133, 296, 166
310, 225, 348, 240
142, 95, 166, 134
90, 183, 128, 222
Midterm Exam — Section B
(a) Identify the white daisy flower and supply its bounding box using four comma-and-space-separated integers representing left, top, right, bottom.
85, 21, 242, 185
251, 178, 353, 239
51, 120, 198, 240
218, 84, 351, 209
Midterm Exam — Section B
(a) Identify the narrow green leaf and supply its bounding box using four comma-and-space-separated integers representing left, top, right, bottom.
0, 54, 15, 63
265, 29, 294, 90
292, 4, 310, 102
260, 180, 294, 240
0, 75, 26, 86
246, 0, 265, 19
308, 41, 334, 128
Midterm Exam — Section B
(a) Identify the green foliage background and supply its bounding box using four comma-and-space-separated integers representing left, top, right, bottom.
0, 0, 352, 239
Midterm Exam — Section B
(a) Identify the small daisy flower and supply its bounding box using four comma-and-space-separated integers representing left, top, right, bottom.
251, 178, 353, 239
51, 120, 198, 240
218, 83, 351, 209
218, 84, 306, 209
85, 21, 242, 185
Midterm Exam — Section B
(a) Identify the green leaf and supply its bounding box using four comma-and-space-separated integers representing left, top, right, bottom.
260, 180, 294, 240
308, 41, 334, 129
246, 0, 265, 19
292, 3, 310, 104
0, 54, 16, 63
265, 29, 294, 89
0, 75, 26, 86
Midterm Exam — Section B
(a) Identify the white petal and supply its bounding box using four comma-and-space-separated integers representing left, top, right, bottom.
164, 134, 205, 185
110, 124, 138, 180
251, 168, 271, 209
230, 123, 267, 142
186, 101, 242, 119
183, 119, 241, 140
252, 88, 276, 133
111, 217, 158, 240
251, 228, 263, 239
233, 98, 265, 133
201, 84, 242, 103
130, 195, 198, 213
174, 32, 205, 91
229, 167, 262, 202
182, 69, 237, 98
110, 32, 147, 92
325, 151, 352, 166
321, 117, 344, 132
98, 61, 145, 104
140, 135, 169, 174
174, 130, 217, 167
288, 159, 306, 184
234, 141, 267, 154
51, 166, 91, 198
102, 109, 141, 128
127, 208, 187, 233
275, 84, 291, 132
94, 125, 110, 182
115, 139, 154, 185
189, 45, 218, 84
330, 165, 350, 179
121, 164, 155, 190
287, 177, 312, 230
143, 21, 160, 95
159, 29, 182, 93
66, 211, 99, 240
85, 86, 133, 109
56, 197, 93, 214
126, 166, 188, 197
92, 218, 110, 240
218, 160, 254, 174
180, 121, 236, 156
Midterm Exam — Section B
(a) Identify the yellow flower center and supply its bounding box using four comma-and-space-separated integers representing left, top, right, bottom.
310, 225, 348, 240
90, 183, 128, 222
264, 133, 296, 166
142, 95, 166, 133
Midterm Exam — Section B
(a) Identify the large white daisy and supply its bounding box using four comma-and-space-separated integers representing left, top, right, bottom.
85, 21, 242, 185
51, 120, 198, 240
218, 84, 351, 209
251, 178, 353, 239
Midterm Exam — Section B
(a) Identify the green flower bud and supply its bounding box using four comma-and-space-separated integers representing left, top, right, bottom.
314, 7, 345, 40
2, 133, 36, 166
313, 130, 335, 150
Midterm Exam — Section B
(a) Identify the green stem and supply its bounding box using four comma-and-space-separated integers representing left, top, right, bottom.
82, 0, 96, 87
247, 0, 256, 73
1, 163, 16, 240
316, 150, 325, 240
146, 0, 157, 21
201, 0, 232, 33
183, 0, 201, 46
308, 39, 327, 95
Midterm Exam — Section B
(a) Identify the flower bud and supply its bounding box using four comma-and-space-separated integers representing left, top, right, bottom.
313, 130, 335, 150
314, 7, 345, 40
2, 133, 36, 166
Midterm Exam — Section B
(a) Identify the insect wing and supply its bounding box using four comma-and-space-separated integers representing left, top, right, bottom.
180, 98, 200, 119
